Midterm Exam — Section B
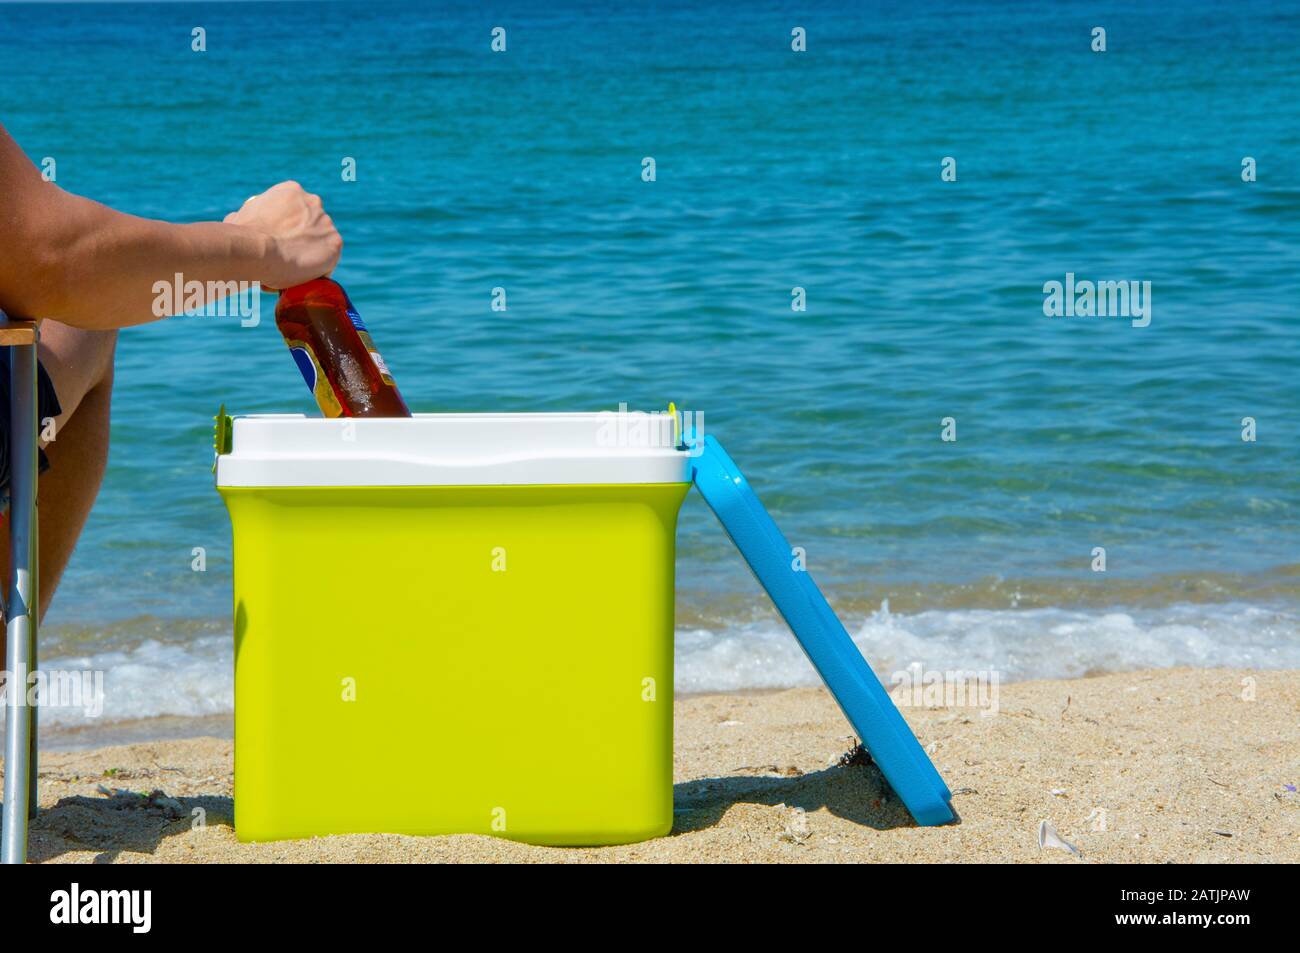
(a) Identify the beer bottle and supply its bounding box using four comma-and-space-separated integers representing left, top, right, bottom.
275, 278, 411, 417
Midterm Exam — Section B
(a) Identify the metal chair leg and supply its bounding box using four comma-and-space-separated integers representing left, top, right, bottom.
3, 341, 39, 864
28, 501, 38, 822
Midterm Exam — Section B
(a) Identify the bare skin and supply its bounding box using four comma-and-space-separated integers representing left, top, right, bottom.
0, 324, 116, 620
0, 119, 344, 626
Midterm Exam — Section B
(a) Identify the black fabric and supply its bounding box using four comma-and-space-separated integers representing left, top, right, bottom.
0, 356, 63, 494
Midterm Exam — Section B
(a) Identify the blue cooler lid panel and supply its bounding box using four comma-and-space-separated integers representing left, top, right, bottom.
690, 436, 954, 826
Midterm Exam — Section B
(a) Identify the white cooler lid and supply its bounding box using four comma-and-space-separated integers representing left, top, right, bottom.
215, 412, 691, 487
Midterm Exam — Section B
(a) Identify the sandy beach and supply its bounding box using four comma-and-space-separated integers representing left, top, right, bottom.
15, 667, 1299, 863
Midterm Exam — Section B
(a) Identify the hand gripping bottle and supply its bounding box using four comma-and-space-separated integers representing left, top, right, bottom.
274, 278, 411, 417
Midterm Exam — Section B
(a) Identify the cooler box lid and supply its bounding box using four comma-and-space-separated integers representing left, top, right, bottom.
215, 411, 690, 488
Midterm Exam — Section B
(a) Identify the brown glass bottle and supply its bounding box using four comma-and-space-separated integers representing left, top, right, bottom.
274, 278, 411, 418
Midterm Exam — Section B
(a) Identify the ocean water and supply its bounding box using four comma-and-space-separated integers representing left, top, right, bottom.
1, 0, 1297, 728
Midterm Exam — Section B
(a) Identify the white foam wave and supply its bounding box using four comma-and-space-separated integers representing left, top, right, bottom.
676, 601, 1300, 693
31, 601, 1300, 726
35, 635, 232, 728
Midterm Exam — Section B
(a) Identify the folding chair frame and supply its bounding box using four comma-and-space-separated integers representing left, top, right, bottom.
1, 318, 39, 864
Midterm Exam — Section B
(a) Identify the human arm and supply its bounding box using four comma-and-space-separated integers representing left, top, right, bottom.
0, 121, 341, 329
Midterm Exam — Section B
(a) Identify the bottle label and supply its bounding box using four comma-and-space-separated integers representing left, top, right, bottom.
286, 339, 344, 418
347, 307, 397, 387
368, 349, 392, 378
356, 329, 396, 386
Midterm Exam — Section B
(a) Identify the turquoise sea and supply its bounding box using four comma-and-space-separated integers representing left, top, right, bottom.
1, 0, 1297, 728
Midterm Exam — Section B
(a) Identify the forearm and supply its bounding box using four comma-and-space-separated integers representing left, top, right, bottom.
33, 194, 274, 329
1, 120, 339, 328
2, 188, 273, 331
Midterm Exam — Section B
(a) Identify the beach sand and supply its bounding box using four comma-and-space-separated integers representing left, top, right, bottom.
16, 667, 1299, 863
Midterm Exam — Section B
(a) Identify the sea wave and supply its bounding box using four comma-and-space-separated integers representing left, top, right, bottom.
31, 599, 1300, 730
678, 600, 1300, 692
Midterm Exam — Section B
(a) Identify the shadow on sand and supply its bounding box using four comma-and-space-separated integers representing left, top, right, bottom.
672, 761, 956, 834
27, 793, 233, 863
16, 760, 954, 860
